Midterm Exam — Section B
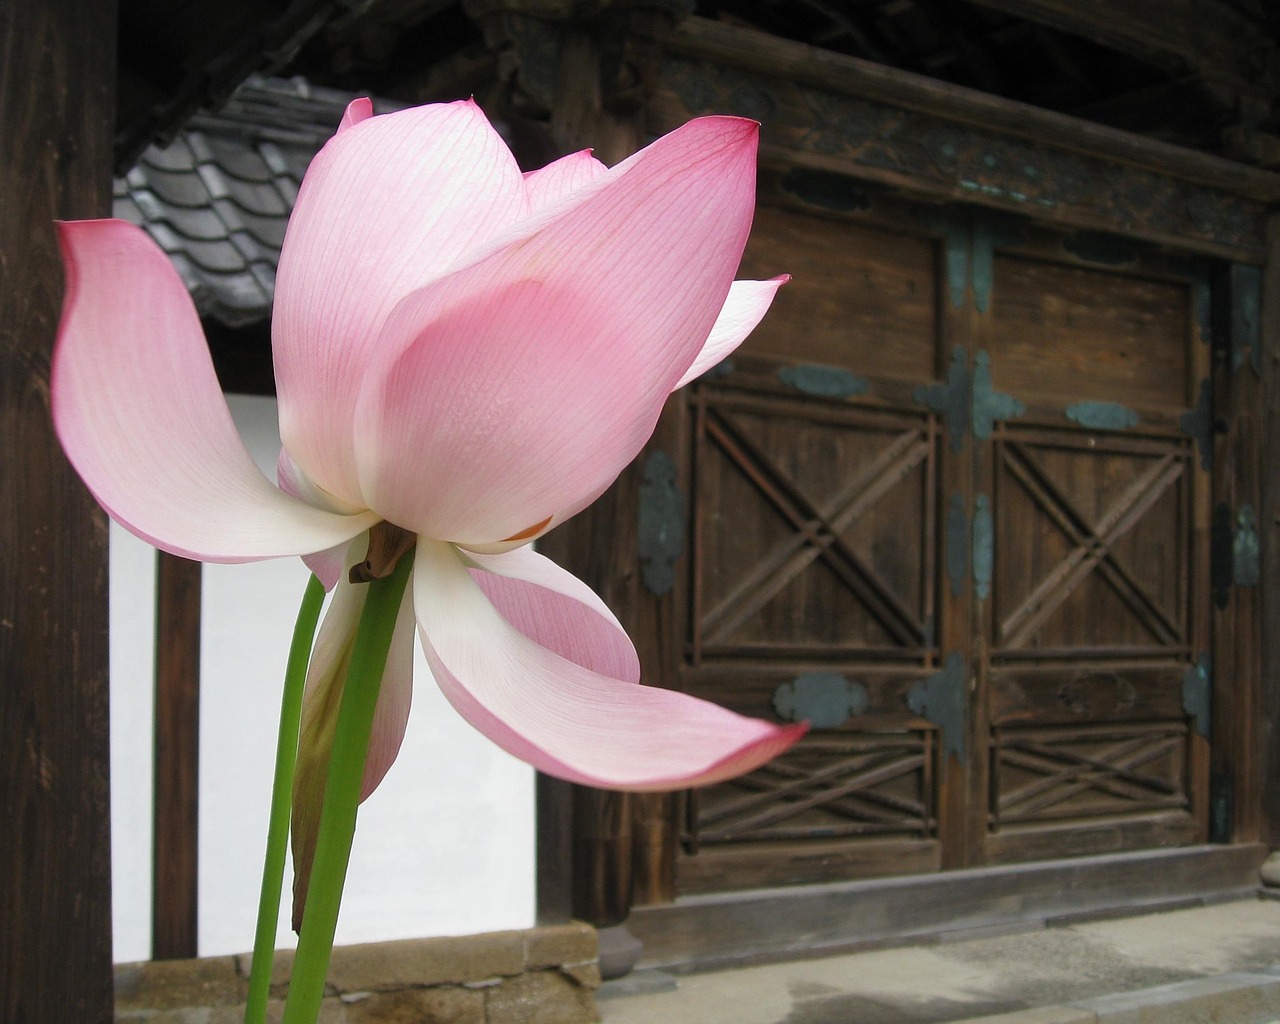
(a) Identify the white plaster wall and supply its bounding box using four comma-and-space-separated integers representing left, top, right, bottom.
109, 393, 536, 963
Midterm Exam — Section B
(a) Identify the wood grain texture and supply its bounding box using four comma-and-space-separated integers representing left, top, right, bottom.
532, 16, 1271, 908
649, 15, 1280, 202
152, 553, 202, 959
630, 844, 1266, 971
1259, 214, 1280, 847
0, 1, 117, 1020
643, 17, 1280, 260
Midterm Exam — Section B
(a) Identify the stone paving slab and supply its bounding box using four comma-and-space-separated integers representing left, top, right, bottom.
599, 897, 1280, 1024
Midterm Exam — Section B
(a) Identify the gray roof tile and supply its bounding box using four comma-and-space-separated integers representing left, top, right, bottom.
206, 135, 277, 183
113, 75, 401, 328
144, 164, 221, 208
143, 139, 198, 174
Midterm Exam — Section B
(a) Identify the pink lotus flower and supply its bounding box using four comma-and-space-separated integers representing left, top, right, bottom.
53, 100, 804, 835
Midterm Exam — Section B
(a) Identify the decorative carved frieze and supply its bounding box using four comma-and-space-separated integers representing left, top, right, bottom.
643, 17, 1280, 261
655, 52, 1271, 259
465, 0, 689, 120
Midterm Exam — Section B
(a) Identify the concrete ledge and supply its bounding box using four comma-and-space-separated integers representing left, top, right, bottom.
630, 844, 1268, 970
115, 923, 600, 1024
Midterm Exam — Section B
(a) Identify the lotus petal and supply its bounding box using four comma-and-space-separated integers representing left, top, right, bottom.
465, 547, 639, 681
52, 220, 377, 562
414, 540, 806, 790
523, 149, 607, 213
353, 117, 761, 544
675, 276, 789, 389
274, 100, 527, 507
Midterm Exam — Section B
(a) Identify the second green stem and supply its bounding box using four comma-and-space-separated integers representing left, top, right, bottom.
282, 550, 415, 1024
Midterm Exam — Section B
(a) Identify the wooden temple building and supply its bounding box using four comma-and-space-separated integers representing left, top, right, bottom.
8, 0, 1280, 1018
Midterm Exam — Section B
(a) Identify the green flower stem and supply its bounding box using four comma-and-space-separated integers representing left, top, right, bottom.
282, 551, 415, 1024
245, 574, 326, 1024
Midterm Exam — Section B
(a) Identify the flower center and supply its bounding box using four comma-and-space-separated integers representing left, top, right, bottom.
349, 522, 416, 584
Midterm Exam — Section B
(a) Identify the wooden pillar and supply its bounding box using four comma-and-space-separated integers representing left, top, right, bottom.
1212, 261, 1265, 844
1258, 213, 1280, 847
0, 1, 118, 1021
152, 553, 202, 958
483, 1, 672, 925
535, 773, 575, 923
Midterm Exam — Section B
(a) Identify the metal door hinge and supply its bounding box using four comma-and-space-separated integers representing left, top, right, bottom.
1179, 379, 1213, 472
778, 363, 869, 399
972, 494, 993, 601
914, 347, 971, 453
1181, 653, 1211, 740
908, 652, 967, 760
1228, 263, 1261, 376
1234, 503, 1260, 588
1064, 401, 1139, 432
637, 450, 684, 596
773, 672, 869, 730
943, 492, 993, 602
1211, 502, 1259, 607
971, 351, 1024, 440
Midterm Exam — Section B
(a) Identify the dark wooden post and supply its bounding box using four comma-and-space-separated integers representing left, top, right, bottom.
535, 773, 575, 923
152, 553, 203, 958
0, 1, 118, 1021
1259, 212, 1280, 847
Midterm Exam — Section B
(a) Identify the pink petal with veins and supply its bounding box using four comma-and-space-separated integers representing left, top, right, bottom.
414, 540, 806, 791
337, 97, 373, 133
675, 276, 790, 389
274, 100, 527, 506
51, 220, 377, 562
354, 117, 760, 544
466, 547, 639, 682
523, 149, 607, 213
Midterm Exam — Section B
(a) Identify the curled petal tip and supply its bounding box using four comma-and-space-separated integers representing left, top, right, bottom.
338, 98, 374, 133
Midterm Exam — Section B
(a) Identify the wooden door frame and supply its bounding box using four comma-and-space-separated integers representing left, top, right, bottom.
532, 12, 1280, 927
2, 2, 117, 1019
1261, 215, 1280, 850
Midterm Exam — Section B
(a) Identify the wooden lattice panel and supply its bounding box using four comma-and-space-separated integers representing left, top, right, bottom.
693, 390, 936, 661
685, 732, 936, 849
993, 429, 1190, 655
990, 722, 1189, 830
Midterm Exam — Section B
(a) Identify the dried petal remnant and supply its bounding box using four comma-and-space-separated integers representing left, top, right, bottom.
349, 522, 416, 583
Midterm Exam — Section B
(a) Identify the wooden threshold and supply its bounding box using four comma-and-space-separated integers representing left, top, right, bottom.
628, 843, 1267, 972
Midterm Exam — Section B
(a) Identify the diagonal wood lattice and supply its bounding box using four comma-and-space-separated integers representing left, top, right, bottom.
686, 734, 935, 847
696, 395, 934, 654
995, 436, 1186, 651
992, 723, 1188, 828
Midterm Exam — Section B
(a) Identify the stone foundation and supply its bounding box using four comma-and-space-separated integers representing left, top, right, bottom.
114, 923, 600, 1023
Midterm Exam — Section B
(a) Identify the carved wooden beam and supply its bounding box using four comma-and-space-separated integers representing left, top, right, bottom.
644, 16, 1280, 262
465, 0, 689, 132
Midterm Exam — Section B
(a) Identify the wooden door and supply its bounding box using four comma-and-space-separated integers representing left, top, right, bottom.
976, 247, 1211, 865
673, 203, 958, 893
666, 197, 1212, 895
